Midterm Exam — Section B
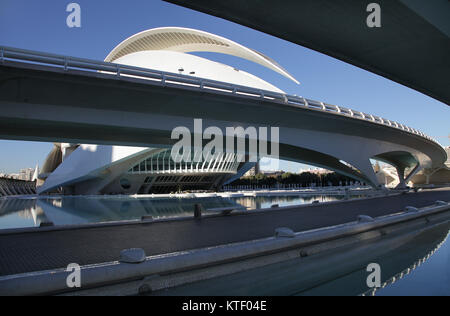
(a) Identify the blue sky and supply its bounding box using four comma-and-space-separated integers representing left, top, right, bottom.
0, 0, 448, 174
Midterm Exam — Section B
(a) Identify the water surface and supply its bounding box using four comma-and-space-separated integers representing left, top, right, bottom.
0, 194, 348, 229
1, 195, 448, 296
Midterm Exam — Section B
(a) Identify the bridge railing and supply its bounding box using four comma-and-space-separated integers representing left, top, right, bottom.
0, 45, 441, 147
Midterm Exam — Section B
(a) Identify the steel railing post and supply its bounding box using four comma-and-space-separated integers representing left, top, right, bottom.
303, 98, 308, 107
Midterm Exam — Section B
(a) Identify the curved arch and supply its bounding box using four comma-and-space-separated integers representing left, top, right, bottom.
105, 27, 299, 84
372, 151, 422, 188
276, 144, 376, 186
373, 151, 419, 171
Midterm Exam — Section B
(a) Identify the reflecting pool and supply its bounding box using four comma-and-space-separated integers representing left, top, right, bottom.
0, 195, 349, 229
1, 195, 448, 296
152, 222, 450, 296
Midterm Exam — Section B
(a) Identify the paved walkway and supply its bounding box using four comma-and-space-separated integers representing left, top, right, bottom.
0, 189, 449, 276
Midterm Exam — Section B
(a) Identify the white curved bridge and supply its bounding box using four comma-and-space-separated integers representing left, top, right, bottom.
0, 45, 446, 189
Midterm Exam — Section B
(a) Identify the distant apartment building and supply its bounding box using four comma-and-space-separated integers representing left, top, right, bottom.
1, 168, 36, 181
19, 168, 34, 181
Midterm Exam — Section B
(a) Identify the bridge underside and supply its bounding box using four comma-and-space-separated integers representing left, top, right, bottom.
0, 62, 446, 190
165, 0, 450, 105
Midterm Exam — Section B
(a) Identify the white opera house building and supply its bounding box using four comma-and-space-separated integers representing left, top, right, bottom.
37, 27, 298, 195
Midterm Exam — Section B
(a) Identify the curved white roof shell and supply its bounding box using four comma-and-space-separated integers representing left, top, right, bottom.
105, 27, 299, 85
38, 145, 153, 194
113, 50, 284, 93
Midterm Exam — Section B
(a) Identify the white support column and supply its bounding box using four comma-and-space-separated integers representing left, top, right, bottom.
404, 164, 422, 185
348, 159, 381, 188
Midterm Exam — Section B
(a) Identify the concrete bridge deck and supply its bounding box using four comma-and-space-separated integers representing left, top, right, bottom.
0, 188, 449, 277
0, 47, 446, 189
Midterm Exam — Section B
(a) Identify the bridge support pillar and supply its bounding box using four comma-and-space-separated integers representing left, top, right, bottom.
395, 164, 422, 189
349, 159, 381, 189
396, 167, 407, 189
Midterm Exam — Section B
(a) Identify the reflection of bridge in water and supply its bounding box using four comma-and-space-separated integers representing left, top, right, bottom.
0, 178, 36, 196
151, 218, 450, 296
361, 224, 450, 296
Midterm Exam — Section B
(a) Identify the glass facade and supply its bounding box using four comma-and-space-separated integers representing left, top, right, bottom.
128, 149, 241, 175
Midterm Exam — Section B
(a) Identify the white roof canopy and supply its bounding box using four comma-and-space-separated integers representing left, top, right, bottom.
105, 27, 299, 84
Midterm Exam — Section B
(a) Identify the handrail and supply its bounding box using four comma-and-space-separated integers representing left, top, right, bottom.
0, 45, 442, 147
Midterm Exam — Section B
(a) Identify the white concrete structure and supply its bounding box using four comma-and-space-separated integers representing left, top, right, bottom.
104, 27, 301, 94
0, 28, 447, 194
38, 27, 296, 195
38, 146, 245, 195
113, 50, 283, 93
105, 27, 299, 85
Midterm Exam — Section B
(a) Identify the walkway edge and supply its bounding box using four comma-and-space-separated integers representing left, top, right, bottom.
0, 201, 449, 295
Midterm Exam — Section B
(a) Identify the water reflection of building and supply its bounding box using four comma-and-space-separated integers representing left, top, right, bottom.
0, 199, 48, 227
233, 195, 344, 210
234, 197, 261, 210
0, 199, 36, 216
37, 196, 243, 225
